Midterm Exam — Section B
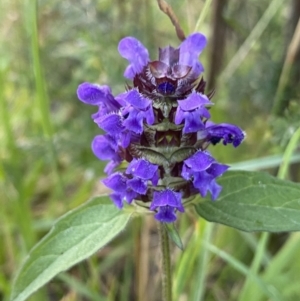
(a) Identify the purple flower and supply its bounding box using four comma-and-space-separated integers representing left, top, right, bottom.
77, 32, 245, 223
198, 121, 245, 147
117, 89, 154, 134
182, 151, 229, 200
91, 135, 122, 175
77, 83, 121, 116
102, 172, 138, 208
150, 189, 184, 223
125, 158, 158, 194
175, 92, 212, 133
102, 158, 158, 208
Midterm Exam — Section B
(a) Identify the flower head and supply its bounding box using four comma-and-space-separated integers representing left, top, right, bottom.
77, 33, 245, 223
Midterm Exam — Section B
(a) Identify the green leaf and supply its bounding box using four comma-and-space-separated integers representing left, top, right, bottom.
11, 196, 133, 301
195, 170, 300, 232
164, 223, 184, 250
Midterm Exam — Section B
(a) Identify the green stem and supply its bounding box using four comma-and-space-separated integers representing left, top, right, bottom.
194, 0, 213, 32
158, 222, 172, 301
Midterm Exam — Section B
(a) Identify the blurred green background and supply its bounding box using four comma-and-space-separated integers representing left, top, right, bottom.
1, 0, 300, 300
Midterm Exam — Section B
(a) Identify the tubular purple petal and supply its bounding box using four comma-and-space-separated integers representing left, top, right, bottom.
209, 181, 223, 200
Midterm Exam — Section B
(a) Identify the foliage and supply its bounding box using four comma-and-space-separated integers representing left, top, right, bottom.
1, 0, 300, 301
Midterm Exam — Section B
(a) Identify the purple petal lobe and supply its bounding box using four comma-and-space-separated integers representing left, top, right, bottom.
179, 33, 207, 66
209, 181, 222, 200
125, 190, 138, 204
104, 160, 121, 175
123, 110, 144, 134
110, 193, 124, 209
158, 46, 179, 66
77, 83, 113, 106
150, 189, 184, 212
145, 106, 155, 125
127, 178, 147, 194
126, 158, 158, 179
154, 207, 177, 223
178, 92, 211, 111
118, 37, 149, 79
207, 163, 229, 178
102, 173, 127, 192
95, 113, 123, 135
92, 135, 120, 161
184, 151, 215, 171
123, 89, 151, 109
182, 110, 205, 133
175, 93, 212, 132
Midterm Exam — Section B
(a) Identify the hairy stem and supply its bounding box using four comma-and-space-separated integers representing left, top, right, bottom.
158, 222, 172, 301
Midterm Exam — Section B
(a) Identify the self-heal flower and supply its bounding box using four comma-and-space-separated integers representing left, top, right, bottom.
77, 32, 245, 223
150, 189, 184, 223
175, 92, 212, 133
182, 150, 229, 200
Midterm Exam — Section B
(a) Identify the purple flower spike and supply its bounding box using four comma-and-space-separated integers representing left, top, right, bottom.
78, 32, 245, 223
118, 37, 150, 79
150, 189, 184, 223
